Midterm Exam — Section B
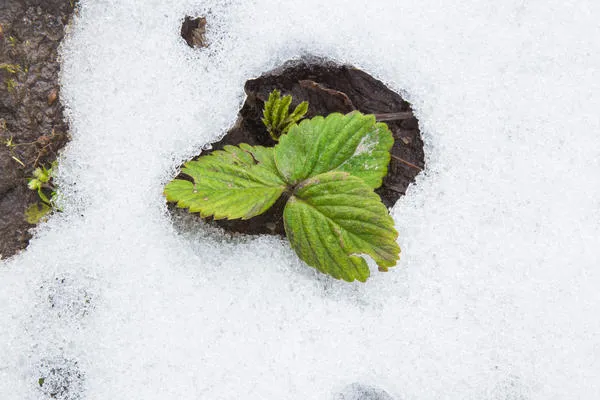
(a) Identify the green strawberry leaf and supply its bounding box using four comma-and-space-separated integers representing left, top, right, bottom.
283, 171, 400, 282
274, 111, 393, 188
165, 145, 286, 220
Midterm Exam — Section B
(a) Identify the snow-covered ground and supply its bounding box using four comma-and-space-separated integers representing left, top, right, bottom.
2, 0, 600, 399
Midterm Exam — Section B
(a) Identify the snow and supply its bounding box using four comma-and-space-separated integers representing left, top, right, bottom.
1, 0, 600, 399
353, 131, 378, 157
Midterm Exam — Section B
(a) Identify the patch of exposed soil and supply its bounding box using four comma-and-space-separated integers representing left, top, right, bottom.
0, 0, 76, 259
173, 58, 425, 236
181, 15, 208, 48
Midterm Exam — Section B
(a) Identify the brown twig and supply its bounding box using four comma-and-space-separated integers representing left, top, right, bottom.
374, 112, 414, 122
385, 184, 406, 194
299, 80, 356, 111
391, 154, 423, 171
3, 129, 61, 168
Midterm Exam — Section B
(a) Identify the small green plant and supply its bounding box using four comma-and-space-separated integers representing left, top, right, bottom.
25, 162, 59, 224
1, 63, 21, 93
165, 91, 400, 282
0, 63, 21, 74
5, 77, 17, 92
261, 89, 308, 141
3, 135, 26, 166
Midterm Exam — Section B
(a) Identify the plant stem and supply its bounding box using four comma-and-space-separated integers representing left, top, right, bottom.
390, 154, 423, 171
374, 112, 414, 122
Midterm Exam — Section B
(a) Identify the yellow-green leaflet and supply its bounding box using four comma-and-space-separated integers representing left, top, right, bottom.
164, 145, 286, 220
274, 112, 393, 188
283, 171, 400, 282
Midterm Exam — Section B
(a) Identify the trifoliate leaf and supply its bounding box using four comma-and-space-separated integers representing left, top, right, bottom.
274, 111, 393, 189
283, 171, 400, 282
165, 145, 286, 220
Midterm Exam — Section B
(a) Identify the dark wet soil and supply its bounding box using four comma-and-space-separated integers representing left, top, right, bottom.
181, 15, 208, 48
174, 58, 425, 236
0, 0, 76, 259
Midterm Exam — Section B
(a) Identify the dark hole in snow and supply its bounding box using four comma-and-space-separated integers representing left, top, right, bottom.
335, 383, 395, 400
180, 16, 207, 48
171, 57, 425, 236
36, 357, 84, 400
492, 374, 529, 400
40, 276, 93, 319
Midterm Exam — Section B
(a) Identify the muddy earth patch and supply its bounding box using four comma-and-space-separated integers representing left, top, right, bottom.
0, 0, 77, 258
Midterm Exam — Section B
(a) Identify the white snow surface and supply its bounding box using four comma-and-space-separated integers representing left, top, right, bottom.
2, 0, 600, 399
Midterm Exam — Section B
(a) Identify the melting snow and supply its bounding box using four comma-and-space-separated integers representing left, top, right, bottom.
2, 0, 600, 399
353, 132, 378, 157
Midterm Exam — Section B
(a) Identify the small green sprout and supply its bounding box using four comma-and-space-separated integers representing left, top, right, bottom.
3, 135, 14, 148
25, 203, 53, 224
8, 36, 18, 47
27, 177, 42, 191
5, 78, 17, 92
25, 162, 60, 224
166, 94, 400, 282
261, 89, 308, 141
33, 165, 52, 182
0, 63, 21, 74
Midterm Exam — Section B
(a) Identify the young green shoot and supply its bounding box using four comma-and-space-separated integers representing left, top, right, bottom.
25, 162, 59, 224
5, 78, 17, 92
261, 89, 308, 141
0, 63, 21, 74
